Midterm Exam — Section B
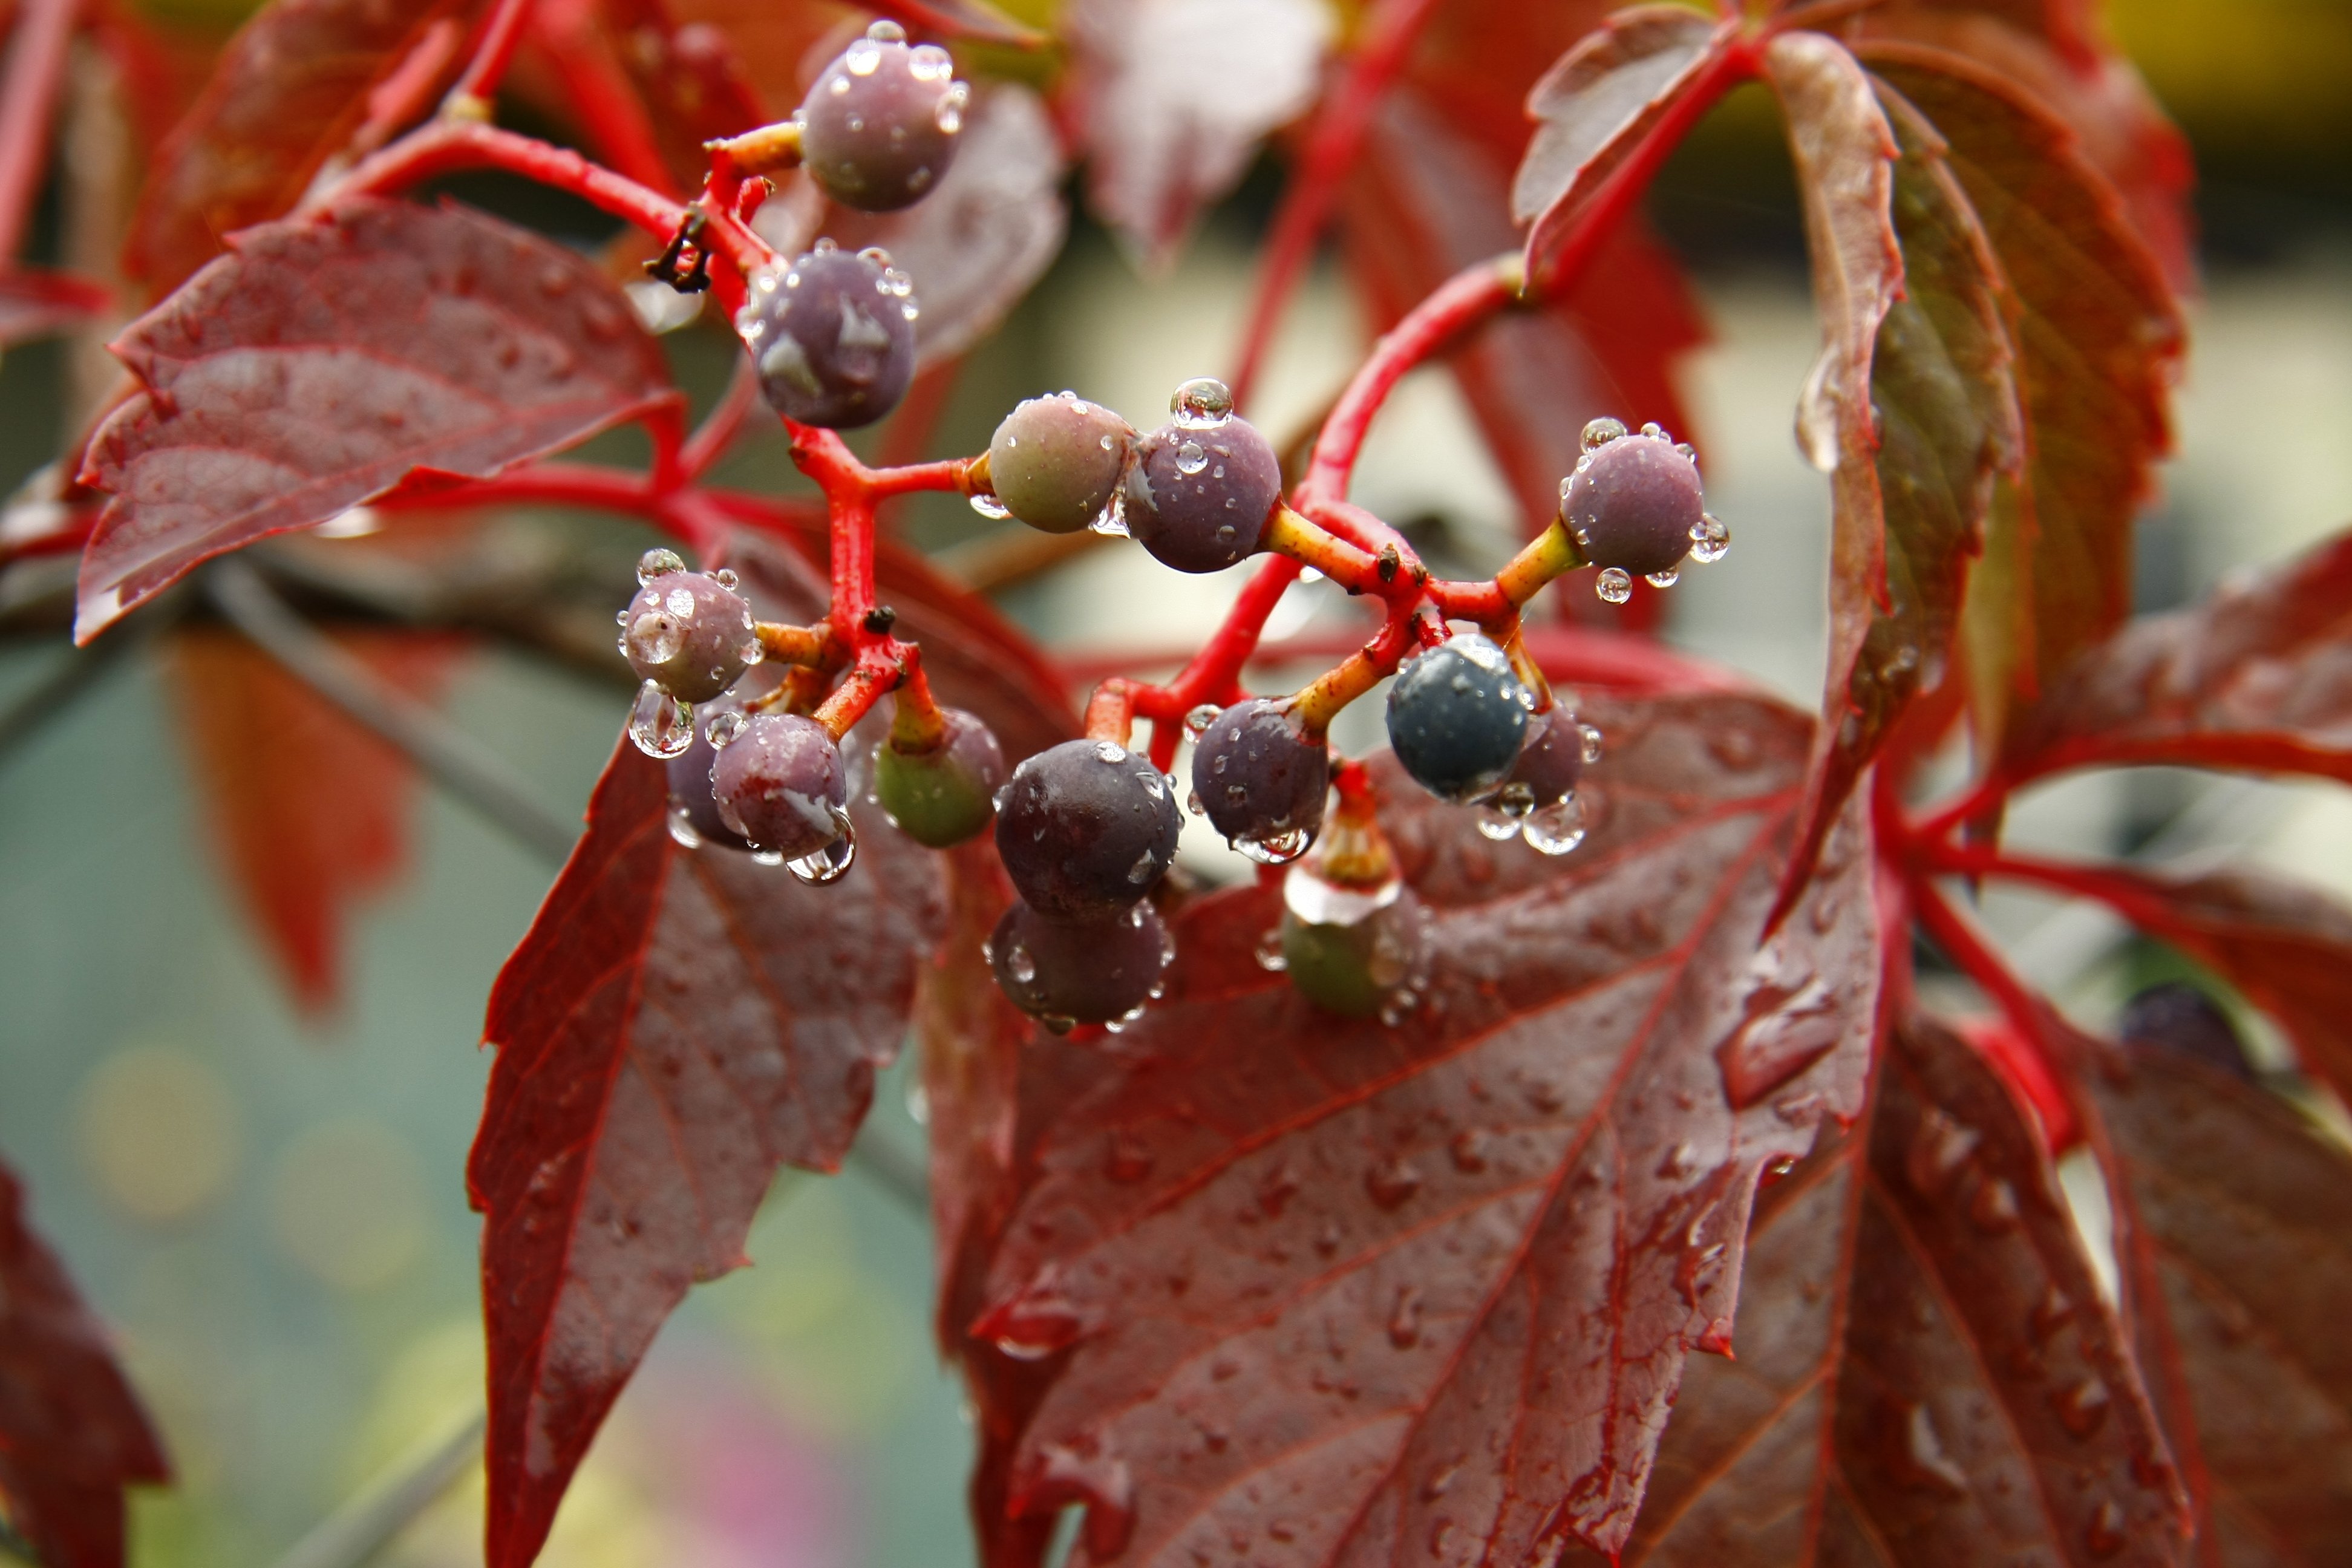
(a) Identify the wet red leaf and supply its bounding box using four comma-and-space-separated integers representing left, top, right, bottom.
972, 691, 1882, 1563
601, 0, 773, 190
169, 627, 461, 1016
1552, 1016, 2187, 1566
0, 1162, 169, 1568
2089, 1040, 2352, 1560
2007, 527, 2352, 789
1861, 49, 2183, 760
124, 0, 478, 294
78, 199, 681, 643
471, 736, 948, 1567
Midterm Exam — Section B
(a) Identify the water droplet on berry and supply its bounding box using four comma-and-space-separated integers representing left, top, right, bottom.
1139, 770, 1165, 800
1255, 929, 1287, 971
625, 609, 684, 665
1126, 850, 1159, 885
1186, 789, 1204, 815
812, 237, 838, 255
711, 567, 738, 590
666, 586, 697, 618
1235, 827, 1311, 865
1008, 945, 1037, 983
1674, 442, 1696, 461
1645, 567, 1680, 588
1641, 420, 1665, 439
1474, 804, 1520, 841
786, 810, 858, 884
969, 491, 1011, 520
667, 805, 703, 849
1581, 416, 1626, 451
1522, 794, 1587, 855
704, 709, 745, 748
738, 638, 765, 667
1690, 512, 1731, 563
637, 547, 685, 584
843, 36, 883, 74
1169, 376, 1233, 428
750, 847, 785, 866
864, 18, 906, 41
935, 83, 969, 135
1596, 567, 1634, 604
1579, 723, 1604, 765
1093, 740, 1126, 763
629, 681, 694, 757
1183, 704, 1218, 738
1283, 863, 1400, 927
1174, 440, 1207, 475
909, 42, 953, 80
1089, 489, 1129, 537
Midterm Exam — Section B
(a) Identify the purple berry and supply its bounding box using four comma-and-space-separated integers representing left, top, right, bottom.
742, 245, 916, 429
989, 898, 1172, 1028
994, 738, 1180, 920
1123, 400, 1282, 574
1560, 430, 1702, 579
1189, 698, 1327, 859
796, 22, 969, 212
668, 693, 753, 849
1500, 707, 1585, 809
619, 569, 757, 702
712, 712, 848, 860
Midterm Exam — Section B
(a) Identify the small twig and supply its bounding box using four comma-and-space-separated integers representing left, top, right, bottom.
269, 1415, 484, 1568
205, 559, 580, 866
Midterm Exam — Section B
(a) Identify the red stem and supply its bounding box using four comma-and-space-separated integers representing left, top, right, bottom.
0, 0, 79, 261
1909, 878, 2084, 1151
1228, 0, 1444, 410
442, 0, 537, 113
526, 0, 681, 195
679, 358, 762, 480
321, 120, 685, 238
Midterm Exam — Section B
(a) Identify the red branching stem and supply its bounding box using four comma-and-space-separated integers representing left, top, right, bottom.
679, 358, 762, 480
1913, 842, 2154, 914
321, 120, 685, 238
0, 0, 79, 261
441, 0, 537, 116
1910, 769, 2014, 847
525, 0, 679, 195
1909, 878, 2085, 1151
1296, 255, 1519, 514
1227, 0, 1445, 409
1083, 680, 1142, 745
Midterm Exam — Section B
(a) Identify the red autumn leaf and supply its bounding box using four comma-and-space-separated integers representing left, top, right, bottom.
0, 1161, 171, 1568
77, 198, 682, 643
0, 267, 109, 347
1551, 1015, 2187, 1566
1843, 8, 2195, 292
471, 737, 949, 1568
1779, 67, 2026, 909
2006, 526, 2352, 789
972, 690, 1882, 1564
2088, 1039, 2352, 1558
1341, 85, 1706, 607
1861, 48, 2183, 760
124, 0, 478, 293
1757, 30, 1903, 903
169, 626, 461, 1016
599, 0, 771, 192
1977, 854, 2352, 1108
1063, 0, 1331, 267
1511, 6, 1723, 286
829, 84, 1070, 367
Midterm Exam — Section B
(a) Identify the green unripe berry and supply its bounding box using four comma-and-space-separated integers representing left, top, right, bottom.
873, 707, 1005, 848
987, 393, 1135, 535
1278, 887, 1427, 1021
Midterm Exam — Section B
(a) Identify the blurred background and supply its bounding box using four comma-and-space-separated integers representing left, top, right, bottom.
1, 0, 2348, 1563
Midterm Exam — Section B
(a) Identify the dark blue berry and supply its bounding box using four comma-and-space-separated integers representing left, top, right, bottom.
1384, 634, 1532, 803
1189, 699, 1327, 857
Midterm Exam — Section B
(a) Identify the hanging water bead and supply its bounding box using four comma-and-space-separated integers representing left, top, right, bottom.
1581, 416, 1627, 452
1596, 567, 1633, 604
786, 811, 859, 885
1521, 794, 1587, 855
969, 491, 1011, 520
1170, 376, 1233, 428
638, 547, 686, 585
1646, 567, 1679, 588
705, 708, 745, 748
1690, 512, 1731, 564
629, 680, 695, 757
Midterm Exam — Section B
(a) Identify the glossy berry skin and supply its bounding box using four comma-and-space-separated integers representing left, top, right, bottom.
1561, 433, 1702, 578
2118, 982, 2253, 1079
1123, 415, 1282, 573
1385, 634, 1533, 803
742, 247, 916, 429
667, 694, 753, 849
990, 899, 1171, 1028
797, 30, 967, 212
874, 708, 1006, 848
1191, 699, 1328, 849
619, 570, 756, 702
711, 713, 848, 860
1281, 890, 1426, 1021
994, 739, 1180, 920
988, 394, 1135, 534
1501, 707, 1584, 808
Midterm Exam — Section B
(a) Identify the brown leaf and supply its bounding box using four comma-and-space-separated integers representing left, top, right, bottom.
78, 199, 681, 642
471, 734, 949, 1567
1512, 6, 1723, 285
1862, 48, 2183, 761
124, 0, 476, 293
1553, 1016, 2187, 1566
0, 1161, 170, 1568
828, 83, 1070, 366
1064, 0, 1331, 267
2089, 1040, 2352, 1561
1759, 30, 1904, 903
2007, 528, 2352, 788
973, 691, 1881, 1563
169, 627, 460, 1016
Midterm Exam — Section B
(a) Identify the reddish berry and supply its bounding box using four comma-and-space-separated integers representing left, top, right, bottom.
667, 693, 753, 850
618, 561, 757, 703
1560, 428, 1702, 580
995, 738, 1180, 920
990, 898, 1172, 1028
796, 21, 970, 212
1123, 381, 1281, 573
711, 713, 848, 860
740, 244, 916, 429
988, 394, 1135, 535
1189, 699, 1327, 861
